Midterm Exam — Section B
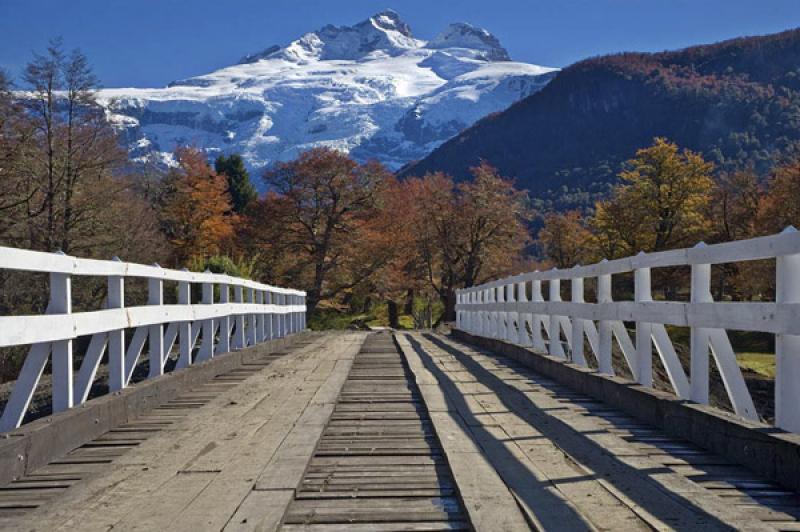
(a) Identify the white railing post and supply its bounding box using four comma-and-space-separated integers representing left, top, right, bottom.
548, 275, 566, 359
176, 276, 192, 369
570, 273, 587, 367
271, 292, 279, 339
634, 261, 653, 387
506, 281, 517, 343
257, 290, 265, 342
776, 228, 800, 432
108, 259, 125, 390
517, 280, 531, 346
597, 270, 614, 375
690, 247, 712, 404
147, 267, 164, 378
456, 290, 462, 330
247, 287, 258, 346
219, 282, 231, 354
50, 270, 73, 413
234, 285, 246, 348
265, 291, 273, 339
198, 277, 215, 362
497, 283, 506, 339
531, 278, 547, 352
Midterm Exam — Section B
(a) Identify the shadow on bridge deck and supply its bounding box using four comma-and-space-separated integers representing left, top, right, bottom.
404, 332, 798, 530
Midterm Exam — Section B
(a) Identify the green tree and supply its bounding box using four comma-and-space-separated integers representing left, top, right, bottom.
215, 154, 257, 213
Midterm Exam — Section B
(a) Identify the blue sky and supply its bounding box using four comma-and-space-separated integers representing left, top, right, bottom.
1, 0, 799, 88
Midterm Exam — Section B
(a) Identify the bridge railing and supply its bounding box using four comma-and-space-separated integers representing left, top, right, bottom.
456, 228, 800, 433
0, 246, 307, 432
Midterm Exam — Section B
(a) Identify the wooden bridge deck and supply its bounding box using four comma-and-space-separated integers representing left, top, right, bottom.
1, 331, 799, 531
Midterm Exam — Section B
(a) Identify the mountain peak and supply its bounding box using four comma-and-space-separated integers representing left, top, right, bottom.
428, 22, 511, 61
367, 9, 412, 37
275, 10, 421, 62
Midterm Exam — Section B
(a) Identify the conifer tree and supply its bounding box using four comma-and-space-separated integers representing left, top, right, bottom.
215, 154, 257, 213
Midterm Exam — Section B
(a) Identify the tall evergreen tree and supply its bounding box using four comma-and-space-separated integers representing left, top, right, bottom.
215, 154, 257, 213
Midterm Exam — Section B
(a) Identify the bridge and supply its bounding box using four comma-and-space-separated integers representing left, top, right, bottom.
1, 231, 800, 531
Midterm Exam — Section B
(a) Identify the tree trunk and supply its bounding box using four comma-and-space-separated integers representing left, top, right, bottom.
443, 289, 457, 323
403, 289, 414, 315
387, 300, 399, 329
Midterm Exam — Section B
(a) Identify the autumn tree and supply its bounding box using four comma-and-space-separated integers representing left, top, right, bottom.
402, 163, 530, 322
591, 138, 714, 258
252, 148, 393, 316
215, 154, 257, 213
756, 158, 800, 233
160, 147, 237, 264
537, 210, 594, 268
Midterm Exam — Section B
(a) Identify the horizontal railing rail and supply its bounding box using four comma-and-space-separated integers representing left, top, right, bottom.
456, 227, 800, 433
0, 246, 307, 432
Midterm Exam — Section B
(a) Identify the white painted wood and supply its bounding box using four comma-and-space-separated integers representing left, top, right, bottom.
247, 287, 257, 346
690, 258, 712, 404
176, 280, 192, 369
776, 247, 800, 432
634, 265, 653, 387
456, 229, 800, 432
570, 276, 587, 367
147, 272, 165, 378
218, 283, 231, 353
0, 343, 50, 431
548, 277, 565, 359
233, 285, 246, 349
74, 333, 108, 404
50, 272, 74, 413
651, 324, 690, 399
125, 326, 148, 385
708, 329, 758, 420
107, 269, 125, 392
197, 279, 215, 362
597, 272, 613, 375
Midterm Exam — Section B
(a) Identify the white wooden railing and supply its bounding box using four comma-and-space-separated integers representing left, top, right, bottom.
456, 228, 800, 433
0, 246, 306, 432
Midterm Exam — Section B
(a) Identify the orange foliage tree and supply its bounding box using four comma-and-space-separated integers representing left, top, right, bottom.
245, 148, 393, 316
160, 147, 237, 264
399, 163, 531, 322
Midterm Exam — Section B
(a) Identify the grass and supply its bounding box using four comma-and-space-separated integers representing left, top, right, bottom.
308, 304, 418, 331
736, 352, 776, 378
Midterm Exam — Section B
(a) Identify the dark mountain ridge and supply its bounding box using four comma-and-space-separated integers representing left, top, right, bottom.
399, 28, 800, 206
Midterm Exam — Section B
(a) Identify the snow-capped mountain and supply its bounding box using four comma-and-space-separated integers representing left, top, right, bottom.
99, 10, 557, 175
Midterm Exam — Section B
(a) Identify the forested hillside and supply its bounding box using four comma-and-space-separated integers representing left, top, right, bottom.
400, 28, 800, 208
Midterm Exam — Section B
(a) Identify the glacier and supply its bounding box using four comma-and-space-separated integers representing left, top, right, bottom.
99, 10, 557, 176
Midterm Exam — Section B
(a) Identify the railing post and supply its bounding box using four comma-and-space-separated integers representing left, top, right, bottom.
219, 282, 231, 354
570, 273, 587, 367
176, 274, 192, 369
597, 270, 614, 375
257, 290, 266, 342
198, 276, 215, 362
247, 287, 258, 345
108, 258, 125, 391
690, 247, 712, 404
548, 274, 566, 359
265, 291, 273, 340
497, 282, 506, 339
531, 278, 547, 352
634, 261, 653, 387
776, 228, 800, 432
271, 292, 280, 339
455, 290, 462, 330
505, 281, 517, 343
233, 285, 246, 348
147, 266, 164, 378
517, 280, 531, 346
51, 269, 73, 413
